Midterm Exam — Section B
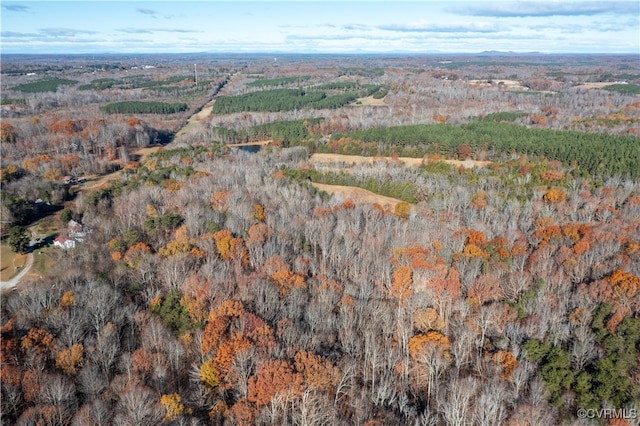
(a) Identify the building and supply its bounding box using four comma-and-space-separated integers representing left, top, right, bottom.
53, 235, 76, 249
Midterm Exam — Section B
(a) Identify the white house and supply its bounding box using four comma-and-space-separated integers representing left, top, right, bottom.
53, 235, 76, 249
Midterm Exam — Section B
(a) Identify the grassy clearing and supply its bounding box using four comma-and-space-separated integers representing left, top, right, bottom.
0, 242, 27, 281
311, 182, 404, 210
30, 245, 56, 277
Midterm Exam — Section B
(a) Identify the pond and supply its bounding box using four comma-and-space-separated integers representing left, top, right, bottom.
234, 144, 262, 154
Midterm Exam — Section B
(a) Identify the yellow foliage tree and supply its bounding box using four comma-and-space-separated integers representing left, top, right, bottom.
200, 358, 220, 388
394, 202, 411, 220
252, 204, 266, 222
180, 294, 207, 324
158, 239, 191, 257
55, 343, 83, 374
463, 243, 487, 259
208, 400, 228, 424
160, 393, 186, 422
60, 291, 75, 308
43, 168, 63, 182
213, 229, 233, 260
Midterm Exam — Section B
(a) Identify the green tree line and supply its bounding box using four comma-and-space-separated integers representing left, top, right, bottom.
211, 85, 380, 114
100, 101, 188, 114
603, 83, 640, 95
247, 76, 310, 87
79, 75, 196, 91
212, 119, 320, 145
330, 122, 640, 177
12, 78, 77, 93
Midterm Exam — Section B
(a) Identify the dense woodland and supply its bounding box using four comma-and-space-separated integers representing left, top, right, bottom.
1, 53, 639, 425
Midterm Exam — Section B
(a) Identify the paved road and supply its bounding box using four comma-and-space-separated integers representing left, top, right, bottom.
0, 252, 34, 294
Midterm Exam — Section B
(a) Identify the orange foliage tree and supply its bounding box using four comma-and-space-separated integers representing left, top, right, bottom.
0, 123, 17, 143
21, 327, 54, 358
271, 270, 306, 297
391, 265, 413, 301
408, 331, 451, 360
543, 188, 566, 204
294, 350, 340, 393
247, 359, 303, 407
467, 273, 503, 305
491, 350, 518, 380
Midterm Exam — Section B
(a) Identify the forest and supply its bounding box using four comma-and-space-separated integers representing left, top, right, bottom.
1, 53, 639, 425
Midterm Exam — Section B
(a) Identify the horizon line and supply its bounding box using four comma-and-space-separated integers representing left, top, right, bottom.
2, 51, 638, 56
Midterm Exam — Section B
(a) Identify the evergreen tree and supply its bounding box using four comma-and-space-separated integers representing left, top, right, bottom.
9, 226, 30, 254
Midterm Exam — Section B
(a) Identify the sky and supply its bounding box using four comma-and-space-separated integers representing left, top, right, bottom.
1, 1, 639, 54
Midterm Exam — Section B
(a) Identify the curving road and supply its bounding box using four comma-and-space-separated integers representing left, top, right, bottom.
0, 252, 34, 294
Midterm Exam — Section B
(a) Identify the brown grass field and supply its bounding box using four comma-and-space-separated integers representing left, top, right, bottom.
0, 243, 28, 282
311, 182, 404, 210
309, 153, 492, 168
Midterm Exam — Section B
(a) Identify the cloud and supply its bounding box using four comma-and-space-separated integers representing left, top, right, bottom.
40, 28, 98, 37
1, 30, 39, 38
455, 1, 639, 17
136, 8, 158, 16
2, 4, 30, 12
118, 28, 154, 34
117, 27, 199, 34
378, 22, 500, 33
342, 24, 370, 31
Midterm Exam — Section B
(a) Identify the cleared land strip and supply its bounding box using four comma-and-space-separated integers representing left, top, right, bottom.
311, 182, 404, 210
310, 153, 491, 168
